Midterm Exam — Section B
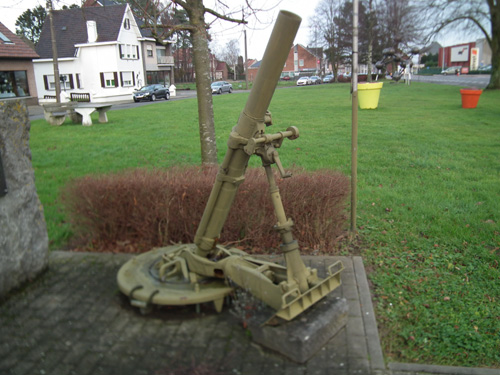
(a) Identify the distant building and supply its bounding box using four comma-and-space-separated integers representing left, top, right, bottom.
174, 48, 228, 82
421, 41, 442, 56
282, 44, 322, 78
247, 60, 261, 81
438, 39, 491, 70
0, 22, 39, 105
247, 45, 322, 81
34, 4, 145, 103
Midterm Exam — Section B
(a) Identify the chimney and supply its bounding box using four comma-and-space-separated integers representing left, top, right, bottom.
87, 20, 97, 43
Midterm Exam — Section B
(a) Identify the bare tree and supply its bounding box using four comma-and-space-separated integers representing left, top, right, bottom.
377, 0, 421, 51
127, 0, 247, 165
311, 0, 344, 81
419, 0, 499, 90
218, 39, 240, 80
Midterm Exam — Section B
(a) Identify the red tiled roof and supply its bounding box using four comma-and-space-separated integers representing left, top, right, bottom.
0, 22, 39, 59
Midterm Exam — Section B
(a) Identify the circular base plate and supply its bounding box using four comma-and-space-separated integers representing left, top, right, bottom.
117, 244, 233, 308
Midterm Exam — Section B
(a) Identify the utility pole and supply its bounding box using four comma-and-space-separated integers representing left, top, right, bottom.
47, 0, 61, 103
350, 0, 359, 235
243, 8, 248, 90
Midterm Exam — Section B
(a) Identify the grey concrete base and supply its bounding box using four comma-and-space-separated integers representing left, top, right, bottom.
247, 295, 348, 363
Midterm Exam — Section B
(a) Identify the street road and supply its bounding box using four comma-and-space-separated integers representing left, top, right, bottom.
29, 74, 491, 121
412, 74, 490, 88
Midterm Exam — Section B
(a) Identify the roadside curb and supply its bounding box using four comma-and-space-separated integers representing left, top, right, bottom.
389, 362, 500, 375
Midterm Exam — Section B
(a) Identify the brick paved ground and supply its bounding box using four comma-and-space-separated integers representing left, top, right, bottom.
0, 252, 384, 375
1, 251, 498, 375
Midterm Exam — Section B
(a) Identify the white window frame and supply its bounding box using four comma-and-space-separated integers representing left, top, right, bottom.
103, 72, 115, 88
121, 71, 133, 87
46, 74, 72, 90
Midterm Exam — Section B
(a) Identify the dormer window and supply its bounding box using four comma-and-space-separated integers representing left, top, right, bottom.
0, 31, 13, 44
124, 18, 130, 30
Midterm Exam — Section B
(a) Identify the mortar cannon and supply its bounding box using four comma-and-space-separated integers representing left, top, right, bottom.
117, 10, 343, 322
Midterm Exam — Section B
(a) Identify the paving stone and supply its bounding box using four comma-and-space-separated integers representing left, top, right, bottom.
346, 316, 365, 338
8, 361, 36, 375
0, 252, 392, 375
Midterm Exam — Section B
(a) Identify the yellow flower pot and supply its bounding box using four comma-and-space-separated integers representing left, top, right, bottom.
358, 82, 383, 109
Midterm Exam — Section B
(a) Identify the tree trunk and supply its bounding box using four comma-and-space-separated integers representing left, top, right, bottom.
186, 0, 218, 164
487, 3, 500, 89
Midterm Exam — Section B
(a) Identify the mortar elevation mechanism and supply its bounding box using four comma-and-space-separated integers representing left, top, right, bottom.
117, 10, 344, 322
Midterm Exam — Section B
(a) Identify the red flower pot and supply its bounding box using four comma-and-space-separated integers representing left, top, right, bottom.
460, 88, 482, 109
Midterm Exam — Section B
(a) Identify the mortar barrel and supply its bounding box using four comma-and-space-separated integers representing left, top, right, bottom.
195, 10, 301, 255
234, 10, 302, 137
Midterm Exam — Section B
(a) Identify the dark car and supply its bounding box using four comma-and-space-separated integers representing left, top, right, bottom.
133, 84, 170, 102
310, 76, 322, 84
323, 75, 334, 83
211, 81, 233, 94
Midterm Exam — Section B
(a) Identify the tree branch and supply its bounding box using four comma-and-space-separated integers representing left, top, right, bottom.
204, 6, 247, 25
434, 15, 491, 47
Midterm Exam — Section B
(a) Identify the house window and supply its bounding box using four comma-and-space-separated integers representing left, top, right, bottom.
43, 74, 74, 90
76, 73, 82, 89
120, 71, 134, 87
299, 59, 304, 67
119, 44, 138, 59
0, 31, 13, 44
147, 45, 153, 57
0, 71, 30, 98
124, 18, 130, 30
100, 72, 118, 88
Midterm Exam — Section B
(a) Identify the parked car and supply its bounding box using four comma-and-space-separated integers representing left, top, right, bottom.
133, 84, 170, 102
478, 64, 492, 72
281, 76, 291, 81
211, 81, 233, 94
337, 73, 351, 82
441, 66, 460, 75
296, 76, 311, 86
323, 75, 334, 83
310, 76, 322, 84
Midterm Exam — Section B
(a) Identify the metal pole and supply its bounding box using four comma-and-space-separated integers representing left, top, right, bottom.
47, 0, 61, 103
243, 9, 249, 90
350, 0, 359, 235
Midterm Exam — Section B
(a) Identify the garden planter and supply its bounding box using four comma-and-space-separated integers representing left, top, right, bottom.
358, 82, 383, 109
460, 88, 482, 109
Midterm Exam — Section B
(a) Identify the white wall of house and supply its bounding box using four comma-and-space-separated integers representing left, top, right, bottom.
33, 5, 145, 103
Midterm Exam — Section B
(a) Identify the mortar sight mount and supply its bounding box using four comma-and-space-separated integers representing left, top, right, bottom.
117, 10, 344, 322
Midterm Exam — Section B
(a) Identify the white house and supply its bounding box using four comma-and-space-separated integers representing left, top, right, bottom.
34, 4, 145, 103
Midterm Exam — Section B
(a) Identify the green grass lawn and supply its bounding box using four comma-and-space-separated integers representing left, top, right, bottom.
29, 82, 500, 367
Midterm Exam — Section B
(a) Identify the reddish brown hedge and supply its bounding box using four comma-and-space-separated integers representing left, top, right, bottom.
62, 166, 349, 254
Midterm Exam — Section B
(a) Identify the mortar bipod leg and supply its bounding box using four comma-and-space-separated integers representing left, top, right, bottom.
263, 165, 310, 293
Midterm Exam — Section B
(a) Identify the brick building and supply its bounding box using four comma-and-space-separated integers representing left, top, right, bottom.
282, 44, 322, 78
438, 39, 491, 71
0, 22, 39, 105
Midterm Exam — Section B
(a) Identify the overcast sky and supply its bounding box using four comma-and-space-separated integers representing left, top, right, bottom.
1, 0, 469, 60
1, 0, 319, 59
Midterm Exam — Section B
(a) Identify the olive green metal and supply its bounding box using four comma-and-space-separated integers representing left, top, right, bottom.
117, 10, 344, 322
194, 10, 302, 255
